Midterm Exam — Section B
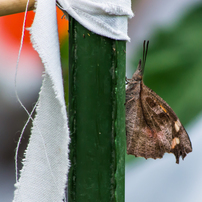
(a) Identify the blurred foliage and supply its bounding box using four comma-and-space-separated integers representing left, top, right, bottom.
61, 37, 69, 69
132, 5, 202, 126
127, 5, 202, 164
60, 37, 69, 105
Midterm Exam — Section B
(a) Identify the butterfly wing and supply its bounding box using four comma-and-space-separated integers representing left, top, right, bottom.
126, 81, 171, 160
126, 81, 192, 163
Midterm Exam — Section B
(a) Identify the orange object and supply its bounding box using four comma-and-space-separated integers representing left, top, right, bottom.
0, 7, 68, 48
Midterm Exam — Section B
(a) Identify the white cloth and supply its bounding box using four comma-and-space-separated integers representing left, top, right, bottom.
13, 0, 69, 201
58, 0, 133, 41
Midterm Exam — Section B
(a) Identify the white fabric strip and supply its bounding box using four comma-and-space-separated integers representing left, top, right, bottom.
13, 0, 69, 201
58, 0, 134, 41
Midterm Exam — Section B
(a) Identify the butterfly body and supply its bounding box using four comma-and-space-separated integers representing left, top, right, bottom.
126, 41, 192, 164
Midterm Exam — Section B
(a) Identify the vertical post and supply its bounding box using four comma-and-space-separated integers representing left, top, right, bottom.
67, 17, 126, 201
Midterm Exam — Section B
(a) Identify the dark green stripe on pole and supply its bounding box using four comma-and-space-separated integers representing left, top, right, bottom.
67, 17, 126, 202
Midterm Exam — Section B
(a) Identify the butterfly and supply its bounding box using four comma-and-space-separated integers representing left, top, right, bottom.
125, 40, 192, 164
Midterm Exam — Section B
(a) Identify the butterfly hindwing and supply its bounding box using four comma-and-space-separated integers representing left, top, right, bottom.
126, 81, 172, 160
141, 83, 192, 163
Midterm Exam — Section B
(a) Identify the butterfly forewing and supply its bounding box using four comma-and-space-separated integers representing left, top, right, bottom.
126, 81, 172, 160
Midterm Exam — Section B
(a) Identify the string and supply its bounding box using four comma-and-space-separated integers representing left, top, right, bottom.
14, 0, 32, 184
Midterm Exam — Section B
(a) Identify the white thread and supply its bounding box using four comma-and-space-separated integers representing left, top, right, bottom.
14, 0, 31, 184
14, 102, 37, 183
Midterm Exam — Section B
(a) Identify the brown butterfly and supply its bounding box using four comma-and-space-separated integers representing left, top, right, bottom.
125, 40, 192, 164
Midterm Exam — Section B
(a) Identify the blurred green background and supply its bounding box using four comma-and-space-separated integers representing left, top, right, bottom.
132, 5, 202, 126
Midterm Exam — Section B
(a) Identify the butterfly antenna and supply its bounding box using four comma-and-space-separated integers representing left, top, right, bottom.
141, 40, 149, 74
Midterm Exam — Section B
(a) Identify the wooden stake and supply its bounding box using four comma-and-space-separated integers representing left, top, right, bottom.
67, 16, 126, 202
0, 0, 35, 16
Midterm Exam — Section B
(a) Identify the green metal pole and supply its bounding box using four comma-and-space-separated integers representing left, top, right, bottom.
67, 17, 126, 202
